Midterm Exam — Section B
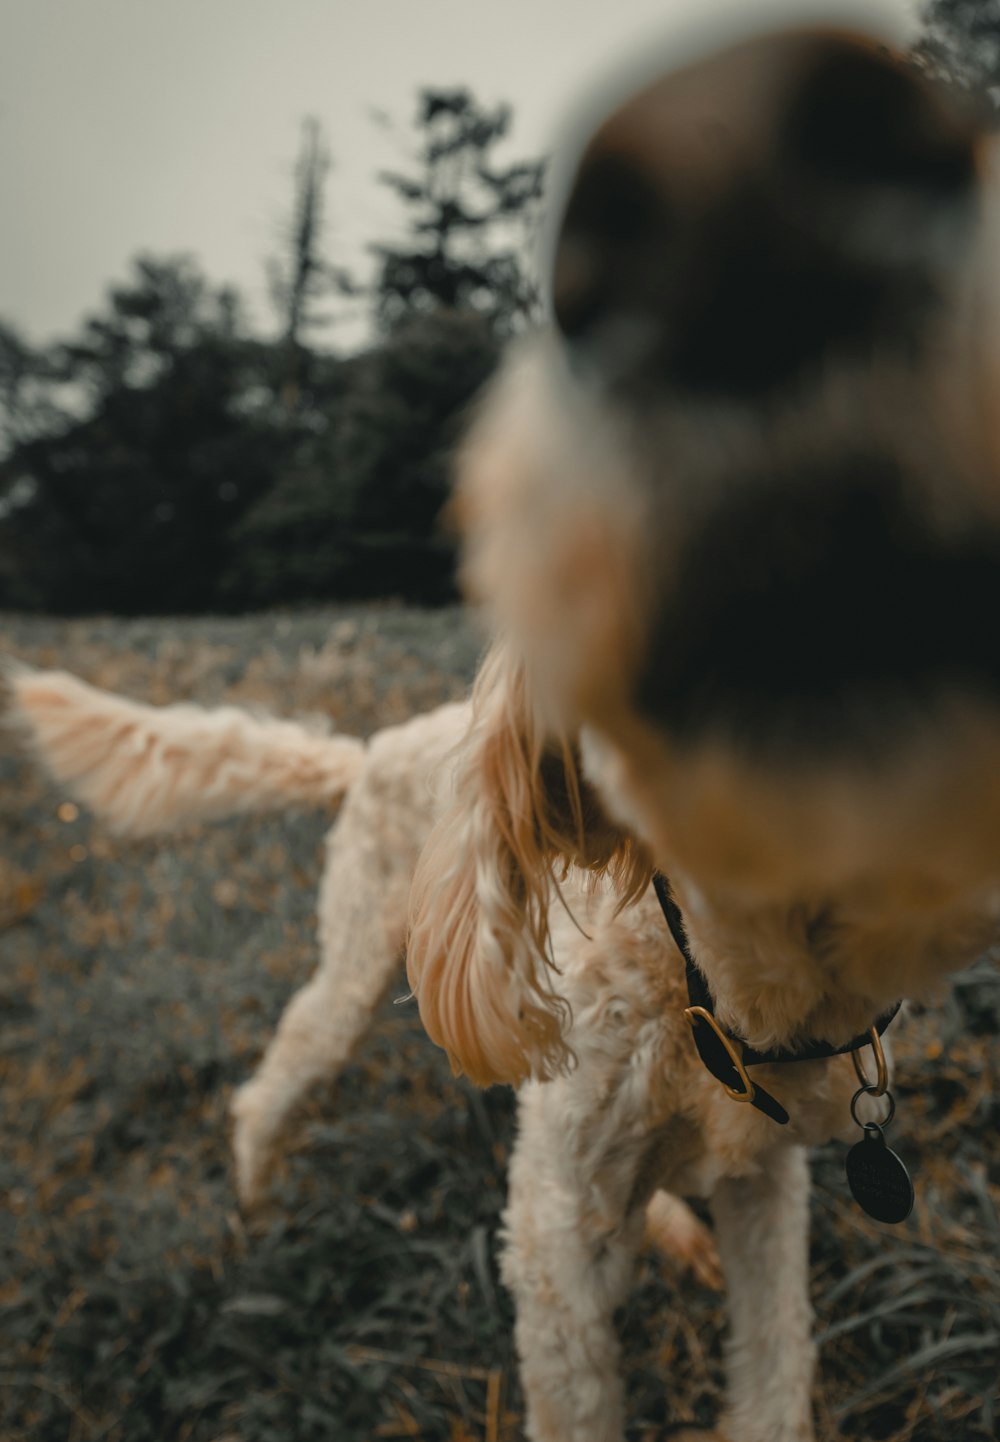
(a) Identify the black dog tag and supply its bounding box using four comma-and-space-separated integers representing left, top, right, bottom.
845, 1123, 914, 1224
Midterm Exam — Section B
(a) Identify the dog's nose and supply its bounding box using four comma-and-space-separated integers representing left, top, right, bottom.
782, 42, 975, 198
552, 30, 980, 395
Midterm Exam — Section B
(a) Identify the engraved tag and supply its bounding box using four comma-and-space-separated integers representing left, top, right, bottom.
845, 1123, 914, 1224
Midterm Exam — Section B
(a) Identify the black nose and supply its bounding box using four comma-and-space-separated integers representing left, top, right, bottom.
552, 31, 981, 396
784, 43, 975, 196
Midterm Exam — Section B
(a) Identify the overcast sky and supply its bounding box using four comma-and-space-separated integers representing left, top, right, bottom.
0, 0, 684, 348
2, 0, 924, 349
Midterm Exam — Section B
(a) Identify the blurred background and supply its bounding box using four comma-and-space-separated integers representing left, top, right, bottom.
1, 5, 999, 1442
0, 0, 996, 617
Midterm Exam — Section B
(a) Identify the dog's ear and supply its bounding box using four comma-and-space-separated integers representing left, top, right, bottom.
407, 640, 648, 1087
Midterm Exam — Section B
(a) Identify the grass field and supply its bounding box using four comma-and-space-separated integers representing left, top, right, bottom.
1, 606, 998, 1442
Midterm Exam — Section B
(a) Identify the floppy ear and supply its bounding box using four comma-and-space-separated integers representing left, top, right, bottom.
407, 639, 649, 1087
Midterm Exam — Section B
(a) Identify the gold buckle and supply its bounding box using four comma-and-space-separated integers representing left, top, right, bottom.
851, 1026, 888, 1097
685, 1005, 756, 1104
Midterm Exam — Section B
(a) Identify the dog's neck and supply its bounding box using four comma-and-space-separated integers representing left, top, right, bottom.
661, 866, 999, 1054
652, 871, 904, 1126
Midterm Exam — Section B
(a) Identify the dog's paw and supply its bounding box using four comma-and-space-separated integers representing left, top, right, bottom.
644, 1191, 724, 1291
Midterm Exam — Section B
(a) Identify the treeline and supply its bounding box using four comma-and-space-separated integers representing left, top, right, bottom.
0, 92, 542, 613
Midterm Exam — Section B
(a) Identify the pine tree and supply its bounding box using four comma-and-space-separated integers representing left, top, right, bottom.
373, 89, 545, 335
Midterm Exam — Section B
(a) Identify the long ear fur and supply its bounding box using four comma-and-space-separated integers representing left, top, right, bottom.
407, 640, 650, 1087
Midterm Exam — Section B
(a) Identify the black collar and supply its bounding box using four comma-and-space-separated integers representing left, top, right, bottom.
652, 873, 901, 1126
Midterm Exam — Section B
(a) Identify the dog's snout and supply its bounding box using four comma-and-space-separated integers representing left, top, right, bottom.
552, 156, 670, 344
552, 31, 981, 397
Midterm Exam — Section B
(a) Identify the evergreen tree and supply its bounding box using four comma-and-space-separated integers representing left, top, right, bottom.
373, 89, 545, 335
0, 257, 283, 612
920, 1, 1000, 107
267, 118, 357, 409
222, 308, 499, 605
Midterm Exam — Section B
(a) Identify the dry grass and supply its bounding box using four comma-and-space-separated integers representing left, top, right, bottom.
0, 605, 997, 1441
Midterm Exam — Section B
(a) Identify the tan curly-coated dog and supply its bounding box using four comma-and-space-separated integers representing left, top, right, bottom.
9, 2, 998, 1436
407, 4, 1000, 1438
5, 664, 722, 1290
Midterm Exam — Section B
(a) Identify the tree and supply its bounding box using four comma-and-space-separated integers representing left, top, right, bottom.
221, 308, 499, 606
266, 118, 358, 410
0, 256, 284, 612
0, 323, 72, 457
919, 2, 1000, 108
0, 95, 541, 613
373, 89, 545, 336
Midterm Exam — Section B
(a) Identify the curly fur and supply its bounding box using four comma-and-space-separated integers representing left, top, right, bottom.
5, 661, 729, 1298
407, 8, 999, 1440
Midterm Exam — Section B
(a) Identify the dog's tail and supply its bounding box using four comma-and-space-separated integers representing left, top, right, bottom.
3, 663, 367, 836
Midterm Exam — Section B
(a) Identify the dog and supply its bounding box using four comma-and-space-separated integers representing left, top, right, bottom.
406, 4, 1000, 1439
3, 661, 725, 1287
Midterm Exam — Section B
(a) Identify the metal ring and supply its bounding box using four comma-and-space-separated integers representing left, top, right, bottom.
850, 1083, 895, 1129
684, 1005, 756, 1104
851, 1026, 888, 1097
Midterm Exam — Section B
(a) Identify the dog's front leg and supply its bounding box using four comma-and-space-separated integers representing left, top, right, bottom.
501, 1083, 648, 1442
710, 1144, 815, 1442
231, 828, 412, 1207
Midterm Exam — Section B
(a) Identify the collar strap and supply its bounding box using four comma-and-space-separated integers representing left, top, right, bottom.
652, 873, 902, 1127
